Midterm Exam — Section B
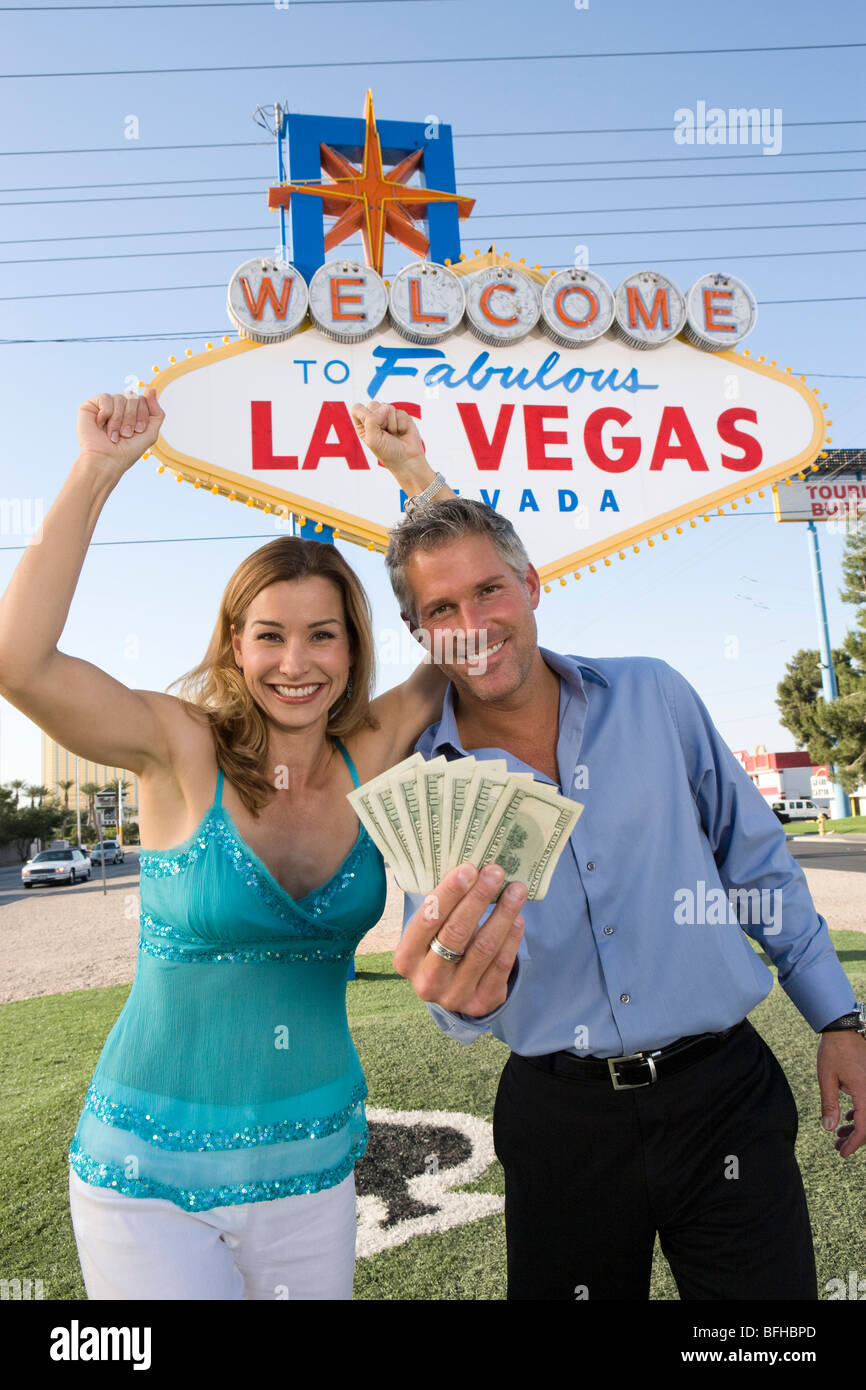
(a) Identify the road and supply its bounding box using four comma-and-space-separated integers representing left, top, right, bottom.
0, 851, 141, 907
0, 839, 862, 908
789, 838, 866, 875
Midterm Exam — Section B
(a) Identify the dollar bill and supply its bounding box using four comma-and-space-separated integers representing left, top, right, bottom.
416, 756, 449, 887
347, 754, 425, 892
469, 782, 584, 900
442, 757, 506, 868
445, 764, 513, 873
347, 752, 584, 898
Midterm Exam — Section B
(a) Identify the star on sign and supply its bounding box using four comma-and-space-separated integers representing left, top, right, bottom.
268, 90, 475, 275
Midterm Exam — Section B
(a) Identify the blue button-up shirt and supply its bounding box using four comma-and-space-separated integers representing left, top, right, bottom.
401, 649, 856, 1056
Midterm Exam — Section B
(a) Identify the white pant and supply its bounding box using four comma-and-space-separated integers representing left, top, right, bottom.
69, 1166, 357, 1300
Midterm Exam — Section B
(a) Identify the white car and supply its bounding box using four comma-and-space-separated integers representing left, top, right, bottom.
770, 798, 825, 824
22, 848, 91, 888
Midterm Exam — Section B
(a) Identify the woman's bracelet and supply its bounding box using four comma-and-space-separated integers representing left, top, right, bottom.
403, 471, 447, 519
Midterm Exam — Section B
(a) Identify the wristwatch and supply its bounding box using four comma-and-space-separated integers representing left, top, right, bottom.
403, 472, 446, 520
820, 1000, 866, 1036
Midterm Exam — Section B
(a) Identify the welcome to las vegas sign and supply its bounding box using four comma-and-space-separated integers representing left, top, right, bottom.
144, 105, 826, 587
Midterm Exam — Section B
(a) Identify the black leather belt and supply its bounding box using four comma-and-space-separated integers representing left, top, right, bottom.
515, 1020, 746, 1090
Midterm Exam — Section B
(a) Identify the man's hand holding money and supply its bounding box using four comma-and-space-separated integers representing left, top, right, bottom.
394, 863, 527, 1018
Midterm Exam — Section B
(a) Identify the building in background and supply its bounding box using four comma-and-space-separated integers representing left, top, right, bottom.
734, 745, 829, 811
41, 733, 139, 823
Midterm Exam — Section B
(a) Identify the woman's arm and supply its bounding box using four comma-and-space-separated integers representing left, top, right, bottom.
350, 401, 458, 505
367, 654, 449, 764
0, 389, 175, 776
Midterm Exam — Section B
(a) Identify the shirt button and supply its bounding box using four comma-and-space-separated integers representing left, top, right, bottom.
620, 993, 630, 1003
603, 925, 615, 935
586, 861, 596, 871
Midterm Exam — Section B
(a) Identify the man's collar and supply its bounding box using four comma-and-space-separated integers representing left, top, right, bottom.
429, 648, 609, 755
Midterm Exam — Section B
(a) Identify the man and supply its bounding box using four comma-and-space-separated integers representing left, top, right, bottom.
351, 401, 866, 1301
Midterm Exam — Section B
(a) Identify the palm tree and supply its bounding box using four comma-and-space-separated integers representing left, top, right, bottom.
58, 778, 75, 811
25, 783, 50, 808
81, 782, 101, 836
8, 778, 26, 809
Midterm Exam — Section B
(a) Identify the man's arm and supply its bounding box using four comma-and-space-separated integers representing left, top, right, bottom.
350, 401, 458, 505
659, 661, 857, 1028
662, 662, 866, 1157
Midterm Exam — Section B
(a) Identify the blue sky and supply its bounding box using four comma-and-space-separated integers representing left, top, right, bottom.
0, 0, 864, 785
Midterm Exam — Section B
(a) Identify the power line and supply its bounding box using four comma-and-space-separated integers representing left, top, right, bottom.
3, 42, 865, 80
0, 188, 261, 207
0, 532, 303, 553
469, 195, 866, 220
3, 195, 865, 250
0, 0, 447, 7
7, 147, 866, 195
0, 222, 274, 246
467, 166, 866, 187
0, 329, 232, 343
5, 163, 865, 210
0, 173, 270, 195
470, 223, 866, 244
459, 148, 866, 172
4, 221, 863, 268
3, 119, 866, 159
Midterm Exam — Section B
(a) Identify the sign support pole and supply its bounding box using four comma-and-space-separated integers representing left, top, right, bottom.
807, 520, 850, 819
264, 98, 347, 964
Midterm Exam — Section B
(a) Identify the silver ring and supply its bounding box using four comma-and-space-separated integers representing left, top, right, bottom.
429, 935, 464, 963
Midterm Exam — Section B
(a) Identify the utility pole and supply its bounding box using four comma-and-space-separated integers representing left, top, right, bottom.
807, 519, 851, 819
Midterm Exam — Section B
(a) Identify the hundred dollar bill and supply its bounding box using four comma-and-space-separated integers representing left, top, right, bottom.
442, 756, 478, 867
347, 754, 425, 892
416, 756, 449, 887
390, 760, 433, 893
445, 764, 512, 873
469, 782, 583, 900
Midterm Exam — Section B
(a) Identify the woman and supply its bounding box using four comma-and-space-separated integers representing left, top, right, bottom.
0, 388, 449, 1300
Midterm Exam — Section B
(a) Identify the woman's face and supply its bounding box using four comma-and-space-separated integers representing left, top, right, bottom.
230, 576, 352, 726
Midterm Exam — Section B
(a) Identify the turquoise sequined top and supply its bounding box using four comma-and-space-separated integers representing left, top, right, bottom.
68, 739, 386, 1212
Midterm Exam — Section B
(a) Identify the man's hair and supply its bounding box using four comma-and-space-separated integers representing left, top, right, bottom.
385, 497, 531, 624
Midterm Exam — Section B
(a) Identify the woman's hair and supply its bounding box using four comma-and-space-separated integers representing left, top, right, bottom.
168, 537, 377, 813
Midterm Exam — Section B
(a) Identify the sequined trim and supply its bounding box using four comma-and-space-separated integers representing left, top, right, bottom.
140, 811, 377, 934
139, 934, 354, 965
139, 821, 213, 878
68, 1130, 367, 1211
139, 909, 184, 940
209, 814, 370, 923
80, 1079, 367, 1150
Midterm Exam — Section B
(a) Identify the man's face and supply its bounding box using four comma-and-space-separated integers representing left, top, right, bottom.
404, 534, 541, 703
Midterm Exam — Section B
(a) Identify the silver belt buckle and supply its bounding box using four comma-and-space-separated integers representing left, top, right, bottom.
607, 1051, 658, 1090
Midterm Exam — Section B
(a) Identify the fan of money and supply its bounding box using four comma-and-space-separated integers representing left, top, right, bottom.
347, 754, 584, 899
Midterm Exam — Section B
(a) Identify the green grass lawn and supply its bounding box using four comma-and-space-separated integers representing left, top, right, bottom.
1, 937, 864, 1301
787, 815, 866, 835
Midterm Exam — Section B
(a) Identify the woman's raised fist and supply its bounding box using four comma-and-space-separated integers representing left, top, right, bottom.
77, 388, 165, 476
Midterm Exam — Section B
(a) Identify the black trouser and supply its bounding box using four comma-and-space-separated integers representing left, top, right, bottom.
492, 1018, 817, 1300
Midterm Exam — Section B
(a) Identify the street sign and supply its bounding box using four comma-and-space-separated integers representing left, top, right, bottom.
773, 451, 866, 522
811, 766, 832, 801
